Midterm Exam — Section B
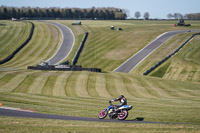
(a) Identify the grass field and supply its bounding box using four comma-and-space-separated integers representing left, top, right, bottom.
134, 32, 200, 83
57, 20, 200, 72
1, 117, 200, 133
0, 20, 200, 132
0, 70, 200, 122
0, 21, 32, 60
0, 20, 62, 68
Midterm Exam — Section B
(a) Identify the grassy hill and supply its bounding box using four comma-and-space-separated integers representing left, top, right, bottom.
0, 20, 200, 132
58, 20, 199, 72
133, 31, 200, 83
0, 21, 32, 60
0, 21, 62, 68
0, 70, 200, 121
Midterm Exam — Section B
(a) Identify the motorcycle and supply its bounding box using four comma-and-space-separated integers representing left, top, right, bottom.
98, 101, 132, 120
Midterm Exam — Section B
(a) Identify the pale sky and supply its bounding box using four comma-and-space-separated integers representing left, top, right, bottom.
1, 0, 200, 19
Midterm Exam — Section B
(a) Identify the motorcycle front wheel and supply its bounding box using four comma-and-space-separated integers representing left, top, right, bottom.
118, 110, 128, 120
98, 110, 108, 119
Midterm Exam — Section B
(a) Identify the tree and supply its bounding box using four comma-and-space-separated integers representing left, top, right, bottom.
167, 13, 173, 19
174, 13, 183, 19
115, 12, 126, 20
0, 6, 127, 20
2, 7, 8, 19
143, 12, 150, 20
11, 8, 17, 18
135, 11, 141, 19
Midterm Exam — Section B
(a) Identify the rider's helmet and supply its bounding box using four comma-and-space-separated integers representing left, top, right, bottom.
120, 95, 124, 98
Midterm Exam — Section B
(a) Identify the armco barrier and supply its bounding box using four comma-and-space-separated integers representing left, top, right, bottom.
0, 22, 34, 64
72, 31, 88, 65
143, 33, 200, 76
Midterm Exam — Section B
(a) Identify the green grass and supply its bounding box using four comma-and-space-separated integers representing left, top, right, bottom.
0, 70, 200, 124
0, 117, 200, 133
0, 21, 62, 68
151, 62, 171, 78
137, 33, 200, 83
0, 20, 200, 132
0, 21, 32, 60
56, 20, 200, 72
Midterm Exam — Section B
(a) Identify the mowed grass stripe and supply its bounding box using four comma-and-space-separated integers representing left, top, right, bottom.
28, 74, 49, 95
137, 77, 166, 98
0, 70, 200, 123
42, 75, 58, 96
78, 33, 119, 68
12, 22, 45, 67
52, 72, 72, 97
0, 71, 35, 92
65, 72, 79, 97
112, 73, 133, 98
40, 24, 61, 61
0, 73, 19, 87
156, 80, 190, 98
21, 22, 61, 66
144, 78, 174, 98
0, 22, 17, 51
0, 21, 44, 67
0, 21, 61, 68
95, 73, 111, 98
119, 75, 141, 98
77, 32, 116, 62
0, 22, 31, 60
105, 74, 120, 97
87, 72, 99, 97
0, 21, 10, 38
1, 22, 21, 51
128, 77, 155, 98
74, 72, 89, 97
12, 75, 36, 93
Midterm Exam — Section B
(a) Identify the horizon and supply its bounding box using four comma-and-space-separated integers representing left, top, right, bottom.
1, 0, 200, 19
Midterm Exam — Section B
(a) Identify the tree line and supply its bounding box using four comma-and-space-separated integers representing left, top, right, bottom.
167, 12, 200, 20
0, 6, 127, 20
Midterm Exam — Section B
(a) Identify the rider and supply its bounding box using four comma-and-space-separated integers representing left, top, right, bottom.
109, 95, 127, 111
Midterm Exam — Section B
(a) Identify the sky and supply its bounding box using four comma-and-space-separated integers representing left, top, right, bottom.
1, 0, 200, 19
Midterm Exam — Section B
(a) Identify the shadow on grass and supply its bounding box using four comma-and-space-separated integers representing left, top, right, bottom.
0, 24, 6, 26
128, 117, 145, 121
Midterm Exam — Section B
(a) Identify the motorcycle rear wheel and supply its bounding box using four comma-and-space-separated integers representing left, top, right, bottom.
98, 110, 108, 119
118, 110, 128, 120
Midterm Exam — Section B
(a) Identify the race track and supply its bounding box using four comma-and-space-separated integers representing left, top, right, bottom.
0, 107, 196, 125
114, 30, 200, 73
46, 22, 75, 65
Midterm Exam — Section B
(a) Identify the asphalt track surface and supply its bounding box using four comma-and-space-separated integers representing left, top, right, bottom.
114, 30, 200, 73
0, 107, 198, 125
46, 22, 75, 65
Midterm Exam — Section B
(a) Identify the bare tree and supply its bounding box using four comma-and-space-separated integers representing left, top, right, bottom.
143, 12, 150, 20
122, 9, 130, 18
167, 13, 174, 19
174, 13, 183, 19
135, 11, 141, 19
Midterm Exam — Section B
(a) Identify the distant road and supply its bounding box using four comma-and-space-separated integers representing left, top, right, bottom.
114, 30, 200, 73
46, 22, 75, 65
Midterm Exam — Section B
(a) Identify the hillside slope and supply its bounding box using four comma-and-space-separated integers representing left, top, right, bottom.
0, 21, 32, 60
0, 70, 200, 123
58, 20, 199, 72
0, 20, 200, 130
0, 21, 62, 68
